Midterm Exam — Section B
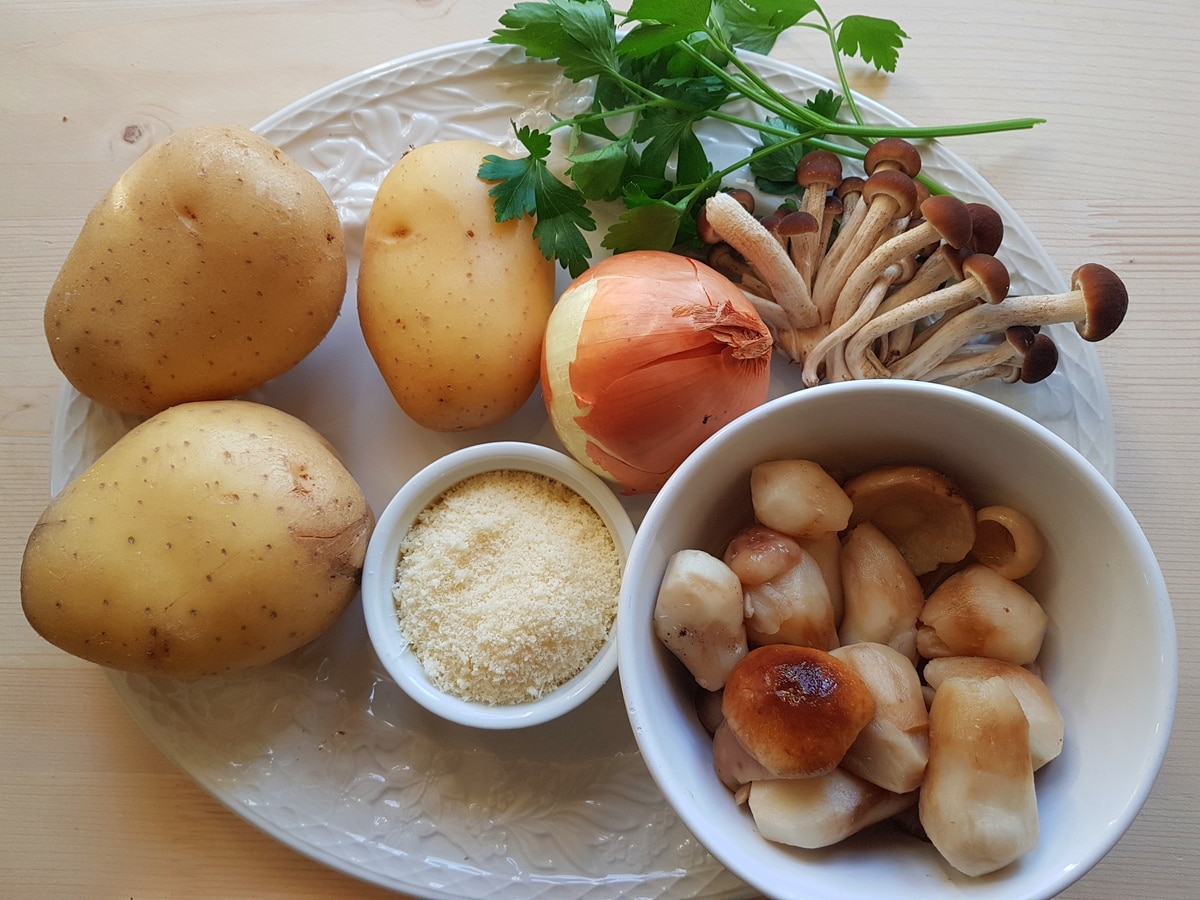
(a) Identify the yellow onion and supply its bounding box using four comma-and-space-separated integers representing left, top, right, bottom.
542, 250, 773, 493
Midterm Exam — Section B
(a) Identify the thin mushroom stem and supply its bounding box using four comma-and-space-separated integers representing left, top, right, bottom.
827, 195, 971, 339
889, 264, 1126, 380
706, 243, 776, 301
920, 327, 1034, 382
704, 192, 821, 329
818, 177, 867, 292
794, 150, 842, 288
925, 327, 1059, 386
803, 258, 913, 386
843, 254, 1010, 380
745, 292, 794, 334
811, 170, 918, 321
875, 245, 966, 362
934, 363, 1020, 388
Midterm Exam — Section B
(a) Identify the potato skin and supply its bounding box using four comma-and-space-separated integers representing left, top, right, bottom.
357, 139, 555, 431
44, 125, 347, 416
20, 400, 373, 678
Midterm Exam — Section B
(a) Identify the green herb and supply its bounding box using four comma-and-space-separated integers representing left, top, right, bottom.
479, 0, 1043, 276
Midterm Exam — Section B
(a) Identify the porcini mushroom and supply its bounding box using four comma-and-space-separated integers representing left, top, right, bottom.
888, 262, 1129, 381
747, 769, 917, 850
837, 522, 925, 661
919, 675, 1039, 877
923, 656, 1063, 769
722, 524, 804, 586
742, 549, 839, 650
721, 644, 876, 778
750, 458, 853, 538
842, 464, 977, 576
969, 504, 1046, 580
712, 719, 774, 790
653, 549, 748, 691
917, 563, 1049, 665
831, 641, 930, 794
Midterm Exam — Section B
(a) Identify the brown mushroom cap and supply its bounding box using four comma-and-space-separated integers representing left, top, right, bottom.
835, 175, 866, 203
965, 202, 1005, 255
843, 465, 977, 576
960, 252, 1011, 304
775, 209, 820, 240
1071, 262, 1129, 340
916, 195, 973, 250
722, 644, 876, 778
860, 169, 919, 220
864, 137, 923, 178
795, 149, 843, 190
1009, 327, 1059, 383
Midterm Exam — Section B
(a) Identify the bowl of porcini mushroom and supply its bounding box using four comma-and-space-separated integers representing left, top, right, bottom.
363, 441, 634, 729
617, 379, 1176, 899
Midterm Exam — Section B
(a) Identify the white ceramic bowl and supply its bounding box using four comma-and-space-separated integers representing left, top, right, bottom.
363, 441, 634, 729
618, 380, 1177, 900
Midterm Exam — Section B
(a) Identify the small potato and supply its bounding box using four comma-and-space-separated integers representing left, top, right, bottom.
44, 125, 347, 416
20, 400, 374, 678
357, 139, 555, 431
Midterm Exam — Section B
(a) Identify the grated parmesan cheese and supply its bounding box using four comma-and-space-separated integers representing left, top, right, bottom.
393, 469, 621, 706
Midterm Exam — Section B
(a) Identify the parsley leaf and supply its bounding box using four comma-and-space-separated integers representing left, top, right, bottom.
714, 0, 820, 55
567, 141, 638, 202
479, 0, 1041, 273
491, 0, 618, 81
479, 124, 596, 277
836, 15, 908, 73
601, 198, 688, 254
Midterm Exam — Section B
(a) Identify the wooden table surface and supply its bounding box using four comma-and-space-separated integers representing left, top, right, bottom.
3, 1, 1196, 897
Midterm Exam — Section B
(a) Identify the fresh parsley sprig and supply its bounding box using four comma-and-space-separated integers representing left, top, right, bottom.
479, 0, 1044, 276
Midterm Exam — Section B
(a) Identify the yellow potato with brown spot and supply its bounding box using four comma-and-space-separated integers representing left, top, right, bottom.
44, 125, 347, 416
20, 400, 374, 678
357, 139, 555, 431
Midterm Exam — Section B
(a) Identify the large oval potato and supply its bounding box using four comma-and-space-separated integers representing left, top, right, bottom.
357, 139, 555, 431
44, 125, 347, 416
20, 400, 374, 678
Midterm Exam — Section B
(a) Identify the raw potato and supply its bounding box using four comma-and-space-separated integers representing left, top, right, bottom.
44, 125, 347, 416
357, 139, 555, 431
20, 400, 374, 678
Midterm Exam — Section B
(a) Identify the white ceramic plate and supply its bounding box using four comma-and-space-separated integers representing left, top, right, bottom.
49, 39, 1116, 900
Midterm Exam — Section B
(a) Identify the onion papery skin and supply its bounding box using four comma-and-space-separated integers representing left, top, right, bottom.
542, 251, 773, 494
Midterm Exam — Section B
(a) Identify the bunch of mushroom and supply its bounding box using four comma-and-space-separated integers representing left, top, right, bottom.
698, 138, 1129, 388
652, 459, 1064, 877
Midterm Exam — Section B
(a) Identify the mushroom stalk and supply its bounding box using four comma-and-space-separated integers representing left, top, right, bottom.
843, 254, 1010, 380
793, 150, 842, 287
811, 170, 918, 321
803, 258, 912, 386
704, 191, 820, 329
889, 263, 1127, 380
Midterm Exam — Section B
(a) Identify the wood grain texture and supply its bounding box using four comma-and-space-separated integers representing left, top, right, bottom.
3, 1, 1197, 897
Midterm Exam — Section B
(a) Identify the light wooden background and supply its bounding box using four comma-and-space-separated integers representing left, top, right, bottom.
2, 1, 1196, 897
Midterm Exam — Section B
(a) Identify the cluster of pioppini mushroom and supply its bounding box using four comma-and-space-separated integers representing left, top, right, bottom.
696, 137, 1129, 388
653, 460, 1063, 876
